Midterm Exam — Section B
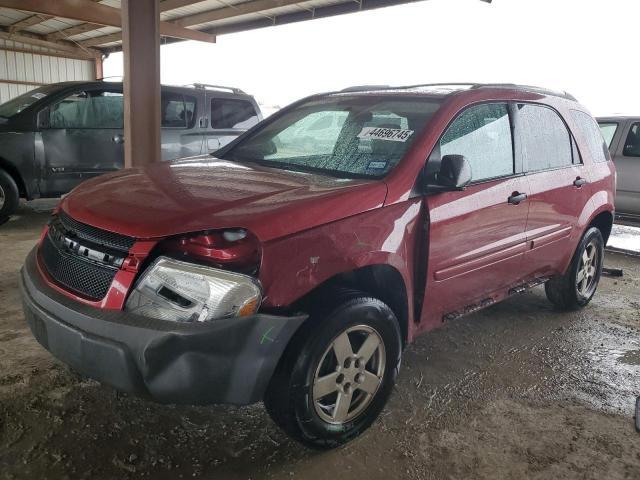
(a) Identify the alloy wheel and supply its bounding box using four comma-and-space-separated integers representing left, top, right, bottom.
576, 239, 600, 297
312, 325, 386, 425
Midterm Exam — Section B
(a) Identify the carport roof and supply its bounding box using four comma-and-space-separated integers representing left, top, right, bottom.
0, 0, 491, 59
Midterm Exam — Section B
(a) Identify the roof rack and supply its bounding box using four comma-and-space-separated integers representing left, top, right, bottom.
339, 82, 576, 101
182, 83, 245, 94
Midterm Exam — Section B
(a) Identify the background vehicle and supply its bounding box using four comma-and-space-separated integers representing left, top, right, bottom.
0, 81, 261, 222
597, 116, 640, 223
21, 84, 615, 448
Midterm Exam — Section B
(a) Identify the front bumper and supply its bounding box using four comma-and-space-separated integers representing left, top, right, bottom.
20, 248, 307, 405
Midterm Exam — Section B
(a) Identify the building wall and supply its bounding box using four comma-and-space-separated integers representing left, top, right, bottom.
0, 39, 95, 104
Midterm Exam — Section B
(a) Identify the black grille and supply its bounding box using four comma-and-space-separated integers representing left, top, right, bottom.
40, 232, 119, 301
58, 210, 135, 252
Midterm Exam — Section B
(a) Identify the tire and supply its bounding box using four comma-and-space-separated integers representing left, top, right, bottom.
0, 169, 19, 223
264, 293, 402, 449
545, 227, 604, 310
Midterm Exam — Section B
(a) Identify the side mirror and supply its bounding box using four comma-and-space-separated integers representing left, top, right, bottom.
427, 154, 472, 192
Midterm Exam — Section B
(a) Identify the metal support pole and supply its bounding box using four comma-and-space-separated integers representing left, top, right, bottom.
122, 0, 161, 168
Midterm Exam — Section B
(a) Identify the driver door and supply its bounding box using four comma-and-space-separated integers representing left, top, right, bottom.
39, 87, 124, 196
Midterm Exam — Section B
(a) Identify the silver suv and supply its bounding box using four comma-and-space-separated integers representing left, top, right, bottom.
0, 81, 262, 222
598, 116, 640, 222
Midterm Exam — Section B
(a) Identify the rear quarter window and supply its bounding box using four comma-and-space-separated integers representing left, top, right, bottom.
211, 98, 259, 129
570, 110, 610, 163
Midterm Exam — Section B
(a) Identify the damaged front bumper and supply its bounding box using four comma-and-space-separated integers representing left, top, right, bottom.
20, 248, 306, 405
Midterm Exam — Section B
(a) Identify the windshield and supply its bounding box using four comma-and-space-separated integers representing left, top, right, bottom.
0, 84, 59, 118
220, 95, 442, 178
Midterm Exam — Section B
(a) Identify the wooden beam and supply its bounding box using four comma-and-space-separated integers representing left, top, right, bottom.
122, 0, 161, 168
94, 55, 103, 80
0, 0, 215, 43
159, 0, 209, 11
46, 23, 104, 41
0, 44, 94, 60
0, 78, 44, 87
174, 0, 307, 27
0, 30, 98, 58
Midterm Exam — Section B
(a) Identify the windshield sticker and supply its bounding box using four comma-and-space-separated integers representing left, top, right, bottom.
367, 161, 388, 170
358, 127, 414, 142
31, 93, 46, 99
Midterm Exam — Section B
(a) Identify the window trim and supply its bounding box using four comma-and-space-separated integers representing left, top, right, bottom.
429, 100, 519, 186
514, 101, 578, 175
47, 88, 124, 130
622, 122, 640, 158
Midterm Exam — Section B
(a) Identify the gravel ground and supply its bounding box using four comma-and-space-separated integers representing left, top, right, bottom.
1, 200, 639, 480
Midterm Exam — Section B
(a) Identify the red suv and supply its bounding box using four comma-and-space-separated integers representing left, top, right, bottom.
21, 83, 615, 448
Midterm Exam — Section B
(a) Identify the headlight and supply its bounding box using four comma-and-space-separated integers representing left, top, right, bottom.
125, 256, 261, 323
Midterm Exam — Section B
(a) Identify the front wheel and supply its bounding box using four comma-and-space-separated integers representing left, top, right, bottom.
264, 294, 402, 449
545, 227, 604, 310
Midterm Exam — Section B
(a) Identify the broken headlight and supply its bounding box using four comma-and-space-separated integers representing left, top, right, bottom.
125, 256, 261, 323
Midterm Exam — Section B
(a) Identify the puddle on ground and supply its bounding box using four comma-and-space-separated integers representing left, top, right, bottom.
618, 349, 640, 366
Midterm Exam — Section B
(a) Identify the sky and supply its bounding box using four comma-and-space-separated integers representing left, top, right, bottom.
104, 0, 639, 116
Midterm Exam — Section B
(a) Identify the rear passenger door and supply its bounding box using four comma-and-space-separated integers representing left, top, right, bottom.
160, 90, 201, 160
422, 103, 531, 325
206, 95, 260, 153
514, 103, 590, 279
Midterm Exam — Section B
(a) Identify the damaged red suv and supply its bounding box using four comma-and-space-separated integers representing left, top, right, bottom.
21, 84, 615, 448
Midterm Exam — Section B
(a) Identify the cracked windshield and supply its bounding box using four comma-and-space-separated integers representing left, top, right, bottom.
222, 95, 442, 178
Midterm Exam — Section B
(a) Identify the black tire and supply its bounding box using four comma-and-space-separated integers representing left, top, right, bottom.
0, 169, 19, 223
545, 227, 604, 310
264, 292, 402, 449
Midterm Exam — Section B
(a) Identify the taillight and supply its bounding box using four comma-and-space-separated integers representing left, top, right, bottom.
158, 230, 260, 272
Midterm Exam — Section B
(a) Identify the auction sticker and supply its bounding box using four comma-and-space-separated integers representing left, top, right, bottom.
358, 127, 414, 142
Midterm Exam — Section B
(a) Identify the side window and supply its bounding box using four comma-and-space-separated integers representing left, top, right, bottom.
518, 104, 573, 171
623, 123, 640, 157
598, 122, 618, 148
50, 90, 123, 129
440, 103, 514, 182
161, 92, 196, 128
570, 110, 610, 163
211, 98, 259, 129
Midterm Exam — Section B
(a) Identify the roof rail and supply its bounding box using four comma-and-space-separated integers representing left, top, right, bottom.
339, 82, 577, 101
183, 83, 245, 94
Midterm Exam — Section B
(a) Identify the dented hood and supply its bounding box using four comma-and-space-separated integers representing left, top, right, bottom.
60, 157, 388, 241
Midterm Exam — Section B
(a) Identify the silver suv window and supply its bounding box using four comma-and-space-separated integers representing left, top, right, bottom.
211, 98, 259, 129
623, 123, 640, 157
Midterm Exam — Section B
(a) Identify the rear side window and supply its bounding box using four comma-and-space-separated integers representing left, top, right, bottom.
518, 104, 573, 171
623, 123, 640, 157
50, 90, 123, 129
570, 110, 610, 163
161, 91, 196, 128
211, 98, 259, 129
440, 103, 514, 182
598, 122, 618, 148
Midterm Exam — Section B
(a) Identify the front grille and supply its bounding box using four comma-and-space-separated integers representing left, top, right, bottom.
40, 233, 119, 300
39, 211, 134, 301
58, 210, 135, 252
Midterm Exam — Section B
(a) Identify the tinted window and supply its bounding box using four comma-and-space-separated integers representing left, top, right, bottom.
222, 96, 441, 179
518, 104, 572, 171
623, 123, 640, 157
571, 110, 610, 163
50, 90, 123, 129
211, 98, 259, 129
598, 122, 618, 148
0, 84, 60, 118
440, 103, 513, 181
161, 92, 196, 128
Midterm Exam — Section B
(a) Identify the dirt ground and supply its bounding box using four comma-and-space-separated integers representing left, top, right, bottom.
1, 200, 639, 480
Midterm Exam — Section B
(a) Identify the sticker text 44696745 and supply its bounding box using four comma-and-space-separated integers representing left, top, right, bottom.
357, 127, 414, 142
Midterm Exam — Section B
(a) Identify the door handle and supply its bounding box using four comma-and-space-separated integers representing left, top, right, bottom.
573, 177, 588, 187
112, 134, 124, 144
508, 192, 528, 205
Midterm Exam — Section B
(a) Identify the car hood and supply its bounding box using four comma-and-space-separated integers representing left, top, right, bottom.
60, 157, 388, 241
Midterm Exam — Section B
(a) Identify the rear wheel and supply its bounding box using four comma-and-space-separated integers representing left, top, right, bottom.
545, 227, 604, 310
264, 294, 401, 449
0, 169, 20, 224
